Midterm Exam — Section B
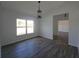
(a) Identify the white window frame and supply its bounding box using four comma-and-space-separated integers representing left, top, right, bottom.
16, 18, 34, 36
27, 20, 34, 34
16, 18, 26, 36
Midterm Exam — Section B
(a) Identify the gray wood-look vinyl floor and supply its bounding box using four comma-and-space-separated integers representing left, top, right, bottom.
1, 37, 79, 58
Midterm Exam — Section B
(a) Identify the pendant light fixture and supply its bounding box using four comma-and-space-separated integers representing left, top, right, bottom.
37, 1, 42, 19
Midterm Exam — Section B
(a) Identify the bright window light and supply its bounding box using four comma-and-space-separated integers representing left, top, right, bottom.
27, 20, 34, 34
16, 18, 26, 36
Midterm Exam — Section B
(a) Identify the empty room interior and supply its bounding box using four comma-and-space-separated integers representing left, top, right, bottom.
0, 1, 79, 58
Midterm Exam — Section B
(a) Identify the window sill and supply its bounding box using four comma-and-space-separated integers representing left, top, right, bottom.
27, 33, 34, 35
16, 34, 26, 37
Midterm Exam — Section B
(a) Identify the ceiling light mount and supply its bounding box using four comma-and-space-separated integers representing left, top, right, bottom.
38, 1, 41, 3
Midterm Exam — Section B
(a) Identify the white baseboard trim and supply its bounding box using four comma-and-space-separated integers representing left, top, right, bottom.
39, 36, 53, 40
2, 36, 39, 47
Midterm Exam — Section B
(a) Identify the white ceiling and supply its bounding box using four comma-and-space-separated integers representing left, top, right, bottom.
1, 1, 64, 17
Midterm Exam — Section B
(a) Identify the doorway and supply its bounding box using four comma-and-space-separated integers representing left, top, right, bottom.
57, 20, 69, 44
53, 13, 69, 45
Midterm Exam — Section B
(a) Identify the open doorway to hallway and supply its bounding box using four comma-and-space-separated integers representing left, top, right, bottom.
53, 13, 69, 45
57, 20, 69, 44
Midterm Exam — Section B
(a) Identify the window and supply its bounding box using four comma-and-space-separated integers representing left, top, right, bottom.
16, 19, 34, 36
58, 20, 69, 32
16, 18, 26, 36
27, 20, 34, 34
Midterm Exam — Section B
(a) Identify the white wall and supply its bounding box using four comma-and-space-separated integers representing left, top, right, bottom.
40, 15, 53, 39
0, 6, 2, 58
40, 2, 79, 48
1, 8, 39, 46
